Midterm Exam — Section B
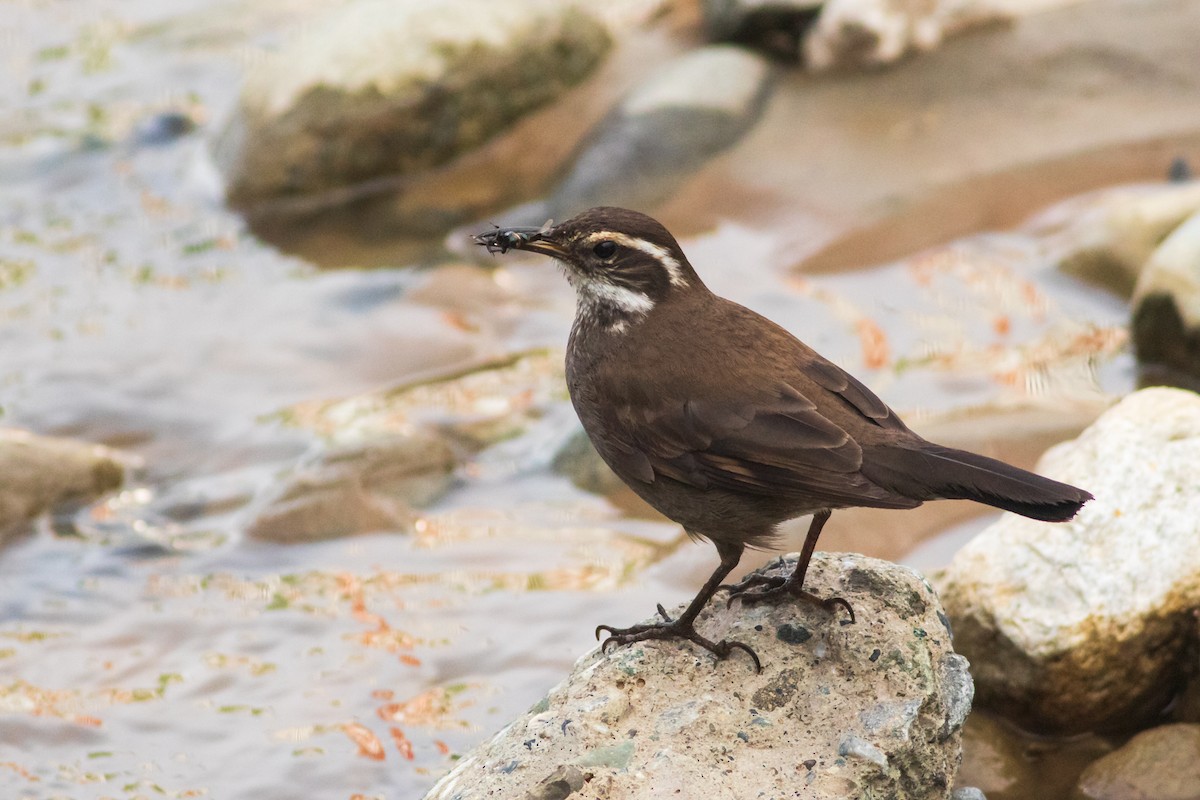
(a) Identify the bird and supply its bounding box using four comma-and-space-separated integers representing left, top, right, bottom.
473, 207, 1092, 671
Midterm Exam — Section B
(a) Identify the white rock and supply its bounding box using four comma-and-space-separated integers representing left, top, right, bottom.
937, 387, 1200, 733
805, 0, 1009, 70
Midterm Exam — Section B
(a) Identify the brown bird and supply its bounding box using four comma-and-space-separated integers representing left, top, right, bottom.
474, 207, 1091, 670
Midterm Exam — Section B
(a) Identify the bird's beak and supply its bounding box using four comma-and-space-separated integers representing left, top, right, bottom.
472, 225, 568, 258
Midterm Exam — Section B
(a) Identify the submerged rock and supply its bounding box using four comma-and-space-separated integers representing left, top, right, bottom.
1132, 210, 1200, 387
1072, 724, 1200, 800
0, 428, 127, 546
215, 0, 611, 210
246, 432, 453, 543
469, 45, 773, 234
804, 0, 1008, 70
1034, 181, 1200, 297
937, 388, 1200, 734
249, 352, 565, 541
424, 552, 972, 800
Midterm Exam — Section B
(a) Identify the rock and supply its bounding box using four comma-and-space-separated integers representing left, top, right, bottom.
215, 0, 611, 210
936, 388, 1200, 734
130, 111, 197, 148
246, 432, 453, 542
804, 0, 1009, 71
550, 428, 624, 497
462, 45, 773, 238
423, 552, 972, 800
1072, 724, 1200, 800
951, 789, 988, 800
0, 428, 127, 546
281, 351, 567, 448
250, 352, 566, 541
1132, 209, 1200, 387
1033, 181, 1200, 297
701, 0, 823, 59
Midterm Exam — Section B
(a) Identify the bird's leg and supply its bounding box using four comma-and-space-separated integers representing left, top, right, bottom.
595, 541, 761, 671
724, 511, 855, 623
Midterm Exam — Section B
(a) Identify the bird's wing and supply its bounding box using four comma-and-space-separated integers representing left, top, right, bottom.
607, 378, 916, 509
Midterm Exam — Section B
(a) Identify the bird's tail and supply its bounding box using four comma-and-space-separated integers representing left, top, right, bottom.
861, 443, 1092, 522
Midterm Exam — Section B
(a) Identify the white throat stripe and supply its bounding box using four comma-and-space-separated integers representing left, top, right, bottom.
583, 232, 689, 288
579, 279, 655, 315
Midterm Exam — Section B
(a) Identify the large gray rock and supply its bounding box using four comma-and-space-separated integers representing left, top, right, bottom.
215, 0, 611, 209
1132, 209, 1200, 386
424, 552, 972, 800
936, 388, 1200, 734
466, 45, 773, 237
0, 428, 127, 546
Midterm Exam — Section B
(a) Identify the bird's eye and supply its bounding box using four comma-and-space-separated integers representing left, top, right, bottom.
592, 240, 617, 260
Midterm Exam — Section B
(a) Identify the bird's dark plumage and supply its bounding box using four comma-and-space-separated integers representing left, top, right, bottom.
474, 206, 1092, 670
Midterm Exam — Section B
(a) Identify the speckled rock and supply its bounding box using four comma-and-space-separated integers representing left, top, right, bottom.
215, 0, 610, 209
804, 0, 1009, 70
936, 388, 1200, 734
468, 45, 773, 235
1132, 209, 1200, 386
0, 428, 127, 546
1034, 181, 1200, 296
1072, 724, 1200, 800
424, 552, 972, 800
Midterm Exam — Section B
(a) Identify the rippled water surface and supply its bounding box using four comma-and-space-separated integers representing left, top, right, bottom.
0, 2, 1148, 799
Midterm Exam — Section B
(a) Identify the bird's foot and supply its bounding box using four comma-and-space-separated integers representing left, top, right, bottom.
720, 573, 786, 604
595, 612, 761, 672
723, 576, 855, 625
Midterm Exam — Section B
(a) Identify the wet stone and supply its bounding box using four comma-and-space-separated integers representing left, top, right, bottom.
0, 428, 128, 548
1037, 181, 1200, 297
423, 552, 972, 800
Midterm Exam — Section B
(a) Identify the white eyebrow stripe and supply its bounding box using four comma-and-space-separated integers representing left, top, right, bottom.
582, 231, 689, 288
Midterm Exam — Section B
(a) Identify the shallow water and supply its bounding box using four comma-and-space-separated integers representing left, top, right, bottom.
0, 2, 1158, 799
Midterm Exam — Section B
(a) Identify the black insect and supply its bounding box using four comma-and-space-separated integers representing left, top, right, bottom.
472, 220, 555, 255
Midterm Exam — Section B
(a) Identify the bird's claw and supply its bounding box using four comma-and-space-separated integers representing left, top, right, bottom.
722, 574, 785, 608
724, 578, 856, 625
594, 617, 761, 673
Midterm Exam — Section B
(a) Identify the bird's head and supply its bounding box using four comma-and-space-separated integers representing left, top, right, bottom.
474, 207, 703, 330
